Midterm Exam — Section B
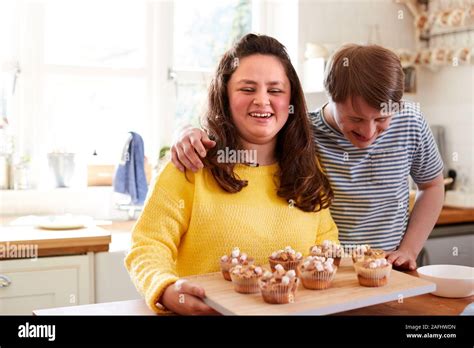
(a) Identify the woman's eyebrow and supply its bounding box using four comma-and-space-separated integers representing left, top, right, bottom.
236, 79, 257, 85
267, 81, 285, 86
236, 79, 284, 86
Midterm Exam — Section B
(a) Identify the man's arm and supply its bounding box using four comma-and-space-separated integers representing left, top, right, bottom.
387, 173, 444, 270
170, 127, 216, 172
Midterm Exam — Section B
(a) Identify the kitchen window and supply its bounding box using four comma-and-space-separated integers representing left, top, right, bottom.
8, 0, 297, 190
12, 0, 252, 183
32, 0, 151, 166
172, 0, 252, 130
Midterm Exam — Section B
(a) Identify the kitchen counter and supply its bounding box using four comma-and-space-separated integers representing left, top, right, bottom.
33, 292, 473, 316
33, 270, 472, 316
435, 207, 474, 226
1, 206, 472, 259
0, 216, 125, 258
0, 225, 111, 259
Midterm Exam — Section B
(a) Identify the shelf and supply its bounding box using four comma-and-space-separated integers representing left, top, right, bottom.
420, 25, 474, 41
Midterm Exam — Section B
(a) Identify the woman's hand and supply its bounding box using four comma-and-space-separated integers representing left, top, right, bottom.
160, 279, 220, 316
386, 248, 417, 271
171, 127, 216, 172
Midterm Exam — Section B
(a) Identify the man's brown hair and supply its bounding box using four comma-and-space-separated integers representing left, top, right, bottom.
324, 44, 404, 111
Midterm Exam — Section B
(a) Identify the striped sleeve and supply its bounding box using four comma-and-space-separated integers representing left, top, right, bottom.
410, 116, 444, 183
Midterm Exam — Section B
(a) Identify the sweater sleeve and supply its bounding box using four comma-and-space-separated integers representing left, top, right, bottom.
314, 208, 339, 245
124, 163, 195, 314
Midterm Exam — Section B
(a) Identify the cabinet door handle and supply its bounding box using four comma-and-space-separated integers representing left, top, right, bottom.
0, 274, 12, 288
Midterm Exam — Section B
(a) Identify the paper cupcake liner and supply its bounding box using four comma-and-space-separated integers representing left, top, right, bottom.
268, 258, 302, 272
220, 262, 232, 281
258, 278, 299, 304
229, 274, 260, 294
300, 266, 337, 290
220, 261, 232, 272
354, 262, 392, 287
221, 270, 231, 281
357, 275, 389, 287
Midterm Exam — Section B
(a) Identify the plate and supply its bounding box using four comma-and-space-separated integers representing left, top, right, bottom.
36, 215, 93, 230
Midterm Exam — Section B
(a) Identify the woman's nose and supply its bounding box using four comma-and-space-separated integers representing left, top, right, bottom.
253, 91, 270, 106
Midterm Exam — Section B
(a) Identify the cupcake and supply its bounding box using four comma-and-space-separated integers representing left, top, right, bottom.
268, 246, 303, 272
352, 246, 386, 264
258, 265, 299, 304
309, 240, 344, 267
365, 248, 386, 259
220, 247, 254, 281
229, 264, 264, 294
298, 255, 337, 290
354, 257, 392, 287
351, 244, 371, 263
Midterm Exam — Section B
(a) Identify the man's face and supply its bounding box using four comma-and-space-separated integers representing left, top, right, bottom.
331, 96, 392, 149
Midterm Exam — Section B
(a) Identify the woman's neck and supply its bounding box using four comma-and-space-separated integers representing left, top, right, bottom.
239, 139, 277, 166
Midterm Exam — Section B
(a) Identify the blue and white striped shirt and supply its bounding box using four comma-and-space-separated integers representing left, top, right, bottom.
310, 102, 444, 251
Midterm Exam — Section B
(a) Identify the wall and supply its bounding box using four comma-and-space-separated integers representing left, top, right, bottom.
414, 66, 473, 190
298, 0, 416, 110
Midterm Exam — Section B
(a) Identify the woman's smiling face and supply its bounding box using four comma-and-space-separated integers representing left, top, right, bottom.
227, 54, 291, 146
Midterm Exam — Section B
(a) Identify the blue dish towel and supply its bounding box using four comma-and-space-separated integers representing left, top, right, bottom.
113, 132, 148, 205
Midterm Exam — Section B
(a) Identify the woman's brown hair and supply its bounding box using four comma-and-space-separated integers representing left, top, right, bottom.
201, 33, 333, 212
324, 44, 404, 111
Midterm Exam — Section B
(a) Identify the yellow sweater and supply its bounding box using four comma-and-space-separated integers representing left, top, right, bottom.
125, 162, 338, 313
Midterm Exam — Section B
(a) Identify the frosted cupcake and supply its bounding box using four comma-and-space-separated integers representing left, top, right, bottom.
351, 245, 386, 264
351, 244, 371, 263
258, 264, 299, 304
268, 246, 303, 272
229, 264, 264, 294
354, 257, 392, 287
220, 247, 254, 281
364, 248, 386, 259
298, 255, 338, 290
309, 240, 344, 267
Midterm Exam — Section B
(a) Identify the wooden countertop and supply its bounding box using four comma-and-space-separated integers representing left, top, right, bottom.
435, 207, 474, 226
1, 204, 472, 260
0, 225, 111, 259
33, 270, 472, 316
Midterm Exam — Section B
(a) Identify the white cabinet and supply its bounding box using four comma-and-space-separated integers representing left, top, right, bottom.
419, 223, 474, 267
94, 232, 141, 303
422, 234, 474, 267
0, 253, 94, 314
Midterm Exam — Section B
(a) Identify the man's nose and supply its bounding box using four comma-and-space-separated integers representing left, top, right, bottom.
360, 122, 376, 139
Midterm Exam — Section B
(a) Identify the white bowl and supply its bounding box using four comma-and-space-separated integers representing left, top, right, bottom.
417, 265, 474, 298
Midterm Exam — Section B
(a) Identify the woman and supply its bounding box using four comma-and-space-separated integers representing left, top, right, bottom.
125, 34, 338, 315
